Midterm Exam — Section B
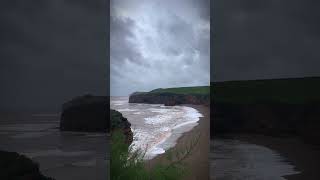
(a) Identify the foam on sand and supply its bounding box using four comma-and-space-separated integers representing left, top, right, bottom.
111, 97, 204, 160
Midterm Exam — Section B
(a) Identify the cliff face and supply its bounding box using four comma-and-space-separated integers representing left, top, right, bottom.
110, 109, 133, 144
212, 102, 320, 145
0, 151, 54, 180
129, 92, 210, 106
60, 95, 109, 132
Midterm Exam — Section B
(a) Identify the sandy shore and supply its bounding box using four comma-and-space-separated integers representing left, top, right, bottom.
233, 134, 320, 180
147, 105, 210, 180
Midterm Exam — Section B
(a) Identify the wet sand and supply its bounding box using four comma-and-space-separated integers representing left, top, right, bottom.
148, 105, 210, 180
233, 134, 320, 180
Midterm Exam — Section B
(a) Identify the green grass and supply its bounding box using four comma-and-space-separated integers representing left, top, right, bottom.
149, 86, 210, 95
212, 77, 320, 104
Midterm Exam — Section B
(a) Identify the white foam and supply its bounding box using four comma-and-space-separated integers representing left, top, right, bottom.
144, 130, 172, 159
117, 108, 138, 112
111, 97, 204, 160
149, 147, 165, 155
173, 121, 199, 130
150, 104, 161, 107
111, 100, 127, 106
111, 100, 127, 104
183, 106, 204, 119
148, 108, 171, 113
144, 114, 171, 124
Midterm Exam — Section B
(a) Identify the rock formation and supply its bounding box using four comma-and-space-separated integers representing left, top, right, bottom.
129, 92, 210, 106
0, 151, 54, 180
60, 94, 109, 132
212, 102, 320, 145
110, 109, 133, 144
211, 77, 320, 145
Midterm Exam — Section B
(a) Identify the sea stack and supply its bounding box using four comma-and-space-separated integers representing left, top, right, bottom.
60, 94, 109, 132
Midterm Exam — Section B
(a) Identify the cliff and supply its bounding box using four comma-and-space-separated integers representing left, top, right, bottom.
0, 151, 54, 180
213, 103, 320, 139
110, 109, 133, 144
129, 86, 210, 106
60, 94, 109, 132
211, 77, 320, 145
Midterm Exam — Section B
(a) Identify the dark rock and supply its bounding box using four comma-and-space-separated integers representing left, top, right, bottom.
60, 95, 109, 132
110, 109, 133, 144
212, 102, 320, 145
0, 150, 54, 180
164, 100, 176, 106
129, 92, 210, 106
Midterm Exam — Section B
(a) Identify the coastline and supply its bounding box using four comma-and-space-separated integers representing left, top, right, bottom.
229, 134, 320, 180
147, 104, 210, 180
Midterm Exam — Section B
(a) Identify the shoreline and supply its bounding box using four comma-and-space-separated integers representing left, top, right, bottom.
147, 104, 210, 180
226, 133, 320, 180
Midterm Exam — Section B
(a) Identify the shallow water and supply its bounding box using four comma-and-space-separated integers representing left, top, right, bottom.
110, 96, 203, 159
0, 113, 108, 180
210, 139, 300, 180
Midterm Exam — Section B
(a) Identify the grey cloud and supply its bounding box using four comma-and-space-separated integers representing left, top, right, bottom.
111, 0, 210, 96
212, 0, 320, 82
0, 0, 108, 111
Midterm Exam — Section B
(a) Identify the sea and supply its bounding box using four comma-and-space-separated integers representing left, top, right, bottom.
0, 112, 108, 180
210, 139, 300, 180
0, 97, 301, 180
110, 96, 203, 160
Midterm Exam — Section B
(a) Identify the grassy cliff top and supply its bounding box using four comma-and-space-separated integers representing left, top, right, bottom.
212, 77, 320, 104
131, 77, 320, 104
147, 86, 210, 95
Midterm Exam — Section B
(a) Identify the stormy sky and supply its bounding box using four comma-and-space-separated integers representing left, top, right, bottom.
0, 0, 108, 111
2, 0, 320, 109
212, 0, 320, 82
110, 0, 210, 96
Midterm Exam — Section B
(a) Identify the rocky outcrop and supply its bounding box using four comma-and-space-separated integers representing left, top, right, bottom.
212, 102, 320, 145
110, 109, 133, 144
0, 151, 54, 180
129, 92, 210, 106
60, 94, 109, 132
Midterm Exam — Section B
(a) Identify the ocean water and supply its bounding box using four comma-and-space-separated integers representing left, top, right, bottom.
210, 139, 300, 180
110, 96, 203, 159
0, 113, 108, 180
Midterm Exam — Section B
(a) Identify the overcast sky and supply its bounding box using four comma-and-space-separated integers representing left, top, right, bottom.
110, 0, 210, 96
2, 0, 320, 110
0, 0, 107, 111
212, 0, 320, 82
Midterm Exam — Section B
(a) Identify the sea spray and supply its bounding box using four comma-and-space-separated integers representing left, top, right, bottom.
110, 96, 203, 159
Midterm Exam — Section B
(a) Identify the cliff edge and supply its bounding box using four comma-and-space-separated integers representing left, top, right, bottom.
129, 86, 210, 106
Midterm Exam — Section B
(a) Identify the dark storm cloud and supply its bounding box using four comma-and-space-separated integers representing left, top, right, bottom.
0, 0, 108, 111
111, 0, 210, 96
212, 0, 320, 82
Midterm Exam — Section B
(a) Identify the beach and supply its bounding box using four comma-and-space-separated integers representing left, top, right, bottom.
148, 105, 210, 180
232, 134, 320, 180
